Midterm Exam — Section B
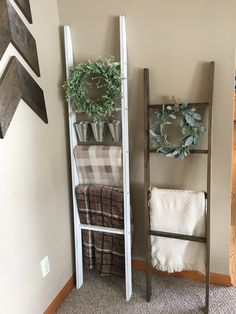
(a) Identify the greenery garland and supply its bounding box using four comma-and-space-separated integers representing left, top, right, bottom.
150, 102, 205, 159
63, 57, 121, 122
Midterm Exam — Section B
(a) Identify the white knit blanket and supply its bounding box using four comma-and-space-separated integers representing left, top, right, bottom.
150, 188, 206, 274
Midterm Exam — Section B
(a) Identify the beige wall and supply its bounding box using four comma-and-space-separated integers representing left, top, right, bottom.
0, 1, 73, 313
1, 2, 235, 312
57, 0, 236, 274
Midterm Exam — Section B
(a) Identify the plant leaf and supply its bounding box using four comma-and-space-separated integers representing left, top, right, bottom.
193, 113, 202, 120
184, 135, 193, 147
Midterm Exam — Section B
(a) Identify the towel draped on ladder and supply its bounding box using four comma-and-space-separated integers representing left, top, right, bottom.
150, 187, 206, 274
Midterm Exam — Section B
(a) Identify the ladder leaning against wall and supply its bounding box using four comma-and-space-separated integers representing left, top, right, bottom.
63, 15, 132, 301
144, 62, 215, 314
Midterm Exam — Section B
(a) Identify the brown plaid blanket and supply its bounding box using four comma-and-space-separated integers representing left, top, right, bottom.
73, 145, 122, 187
75, 184, 125, 277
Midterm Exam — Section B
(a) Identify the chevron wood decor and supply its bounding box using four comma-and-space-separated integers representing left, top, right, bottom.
0, 0, 47, 138
0, 0, 40, 76
0, 56, 48, 138
13, 0, 32, 23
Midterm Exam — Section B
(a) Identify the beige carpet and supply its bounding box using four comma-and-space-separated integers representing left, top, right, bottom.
57, 271, 236, 314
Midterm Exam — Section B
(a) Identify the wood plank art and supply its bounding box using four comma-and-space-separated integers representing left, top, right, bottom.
13, 0, 32, 24
0, 56, 48, 138
0, 0, 40, 76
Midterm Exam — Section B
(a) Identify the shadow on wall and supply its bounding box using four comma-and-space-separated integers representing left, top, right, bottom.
129, 67, 145, 258
63, 16, 120, 64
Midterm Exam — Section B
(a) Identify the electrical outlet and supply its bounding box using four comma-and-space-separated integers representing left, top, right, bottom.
40, 256, 50, 278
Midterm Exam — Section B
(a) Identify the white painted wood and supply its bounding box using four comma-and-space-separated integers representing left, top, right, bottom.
63, 17, 132, 300
80, 224, 125, 235
119, 15, 132, 301
64, 25, 83, 289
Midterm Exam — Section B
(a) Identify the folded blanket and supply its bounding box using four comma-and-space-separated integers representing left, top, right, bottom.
75, 184, 124, 228
75, 184, 125, 276
74, 145, 122, 186
150, 187, 206, 274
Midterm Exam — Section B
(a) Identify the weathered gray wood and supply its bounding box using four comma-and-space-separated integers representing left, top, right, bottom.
0, 58, 21, 138
144, 63, 214, 312
205, 61, 215, 314
0, 0, 40, 76
149, 149, 208, 154
144, 68, 152, 302
149, 230, 206, 243
148, 102, 209, 109
0, 56, 47, 138
13, 0, 32, 24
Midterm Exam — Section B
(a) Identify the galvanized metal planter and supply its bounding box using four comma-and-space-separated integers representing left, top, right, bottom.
91, 121, 106, 142
108, 120, 122, 142
74, 121, 89, 142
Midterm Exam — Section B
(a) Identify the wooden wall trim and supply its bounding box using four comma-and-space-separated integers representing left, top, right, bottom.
230, 126, 236, 286
44, 275, 75, 314
230, 226, 236, 286
132, 259, 232, 286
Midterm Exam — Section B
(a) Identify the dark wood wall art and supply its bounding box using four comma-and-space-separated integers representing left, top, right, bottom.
0, 0, 48, 139
13, 0, 32, 24
0, 0, 40, 76
0, 57, 48, 138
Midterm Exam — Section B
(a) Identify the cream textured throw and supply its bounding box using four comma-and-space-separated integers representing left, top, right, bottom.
150, 188, 206, 274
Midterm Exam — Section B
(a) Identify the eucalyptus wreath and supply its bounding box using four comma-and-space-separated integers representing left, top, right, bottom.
150, 102, 205, 159
63, 58, 121, 122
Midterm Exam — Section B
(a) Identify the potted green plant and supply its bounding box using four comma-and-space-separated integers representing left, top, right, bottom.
64, 57, 121, 142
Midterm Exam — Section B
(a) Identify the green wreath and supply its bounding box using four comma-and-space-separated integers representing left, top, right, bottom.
63, 58, 121, 122
150, 102, 205, 159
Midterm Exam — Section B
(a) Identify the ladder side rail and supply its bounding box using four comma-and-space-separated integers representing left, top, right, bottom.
120, 15, 132, 301
144, 68, 152, 302
64, 25, 83, 289
205, 61, 215, 314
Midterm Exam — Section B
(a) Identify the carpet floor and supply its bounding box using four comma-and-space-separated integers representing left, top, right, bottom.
57, 271, 236, 314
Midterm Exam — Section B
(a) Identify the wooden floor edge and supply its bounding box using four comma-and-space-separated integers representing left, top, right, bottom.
132, 259, 232, 286
44, 275, 75, 314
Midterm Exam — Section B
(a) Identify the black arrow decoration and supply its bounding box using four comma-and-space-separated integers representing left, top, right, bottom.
13, 0, 32, 24
0, 56, 48, 138
0, 0, 40, 76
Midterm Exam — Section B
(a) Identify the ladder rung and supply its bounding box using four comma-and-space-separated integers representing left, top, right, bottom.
149, 149, 208, 154
147, 190, 207, 199
80, 224, 124, 235
149, 230, 207, 243
148, 102, 209, 109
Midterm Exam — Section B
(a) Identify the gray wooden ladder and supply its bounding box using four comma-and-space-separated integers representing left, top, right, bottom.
144, 62, 215, 314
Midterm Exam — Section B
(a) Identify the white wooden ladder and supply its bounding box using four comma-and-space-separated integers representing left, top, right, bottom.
63, 15, 132, 301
